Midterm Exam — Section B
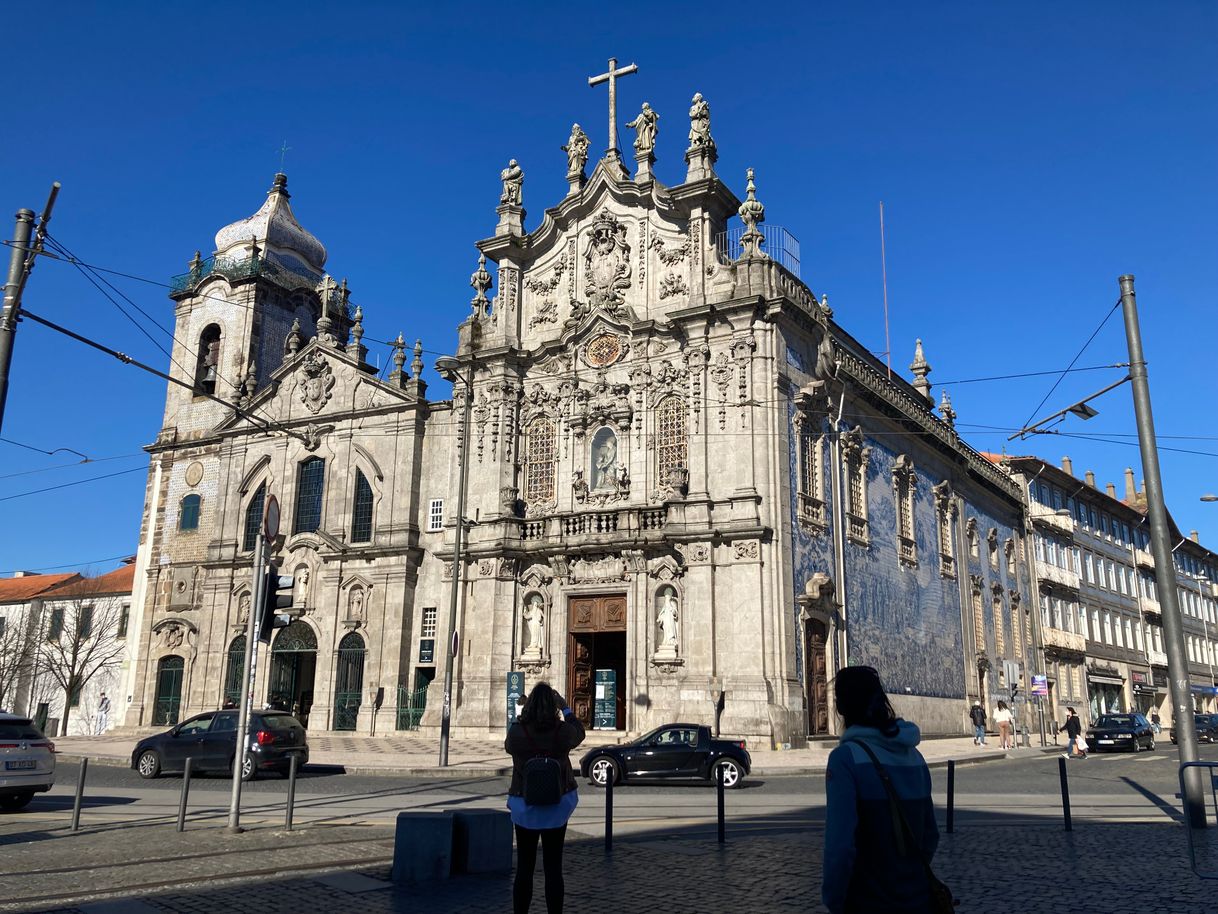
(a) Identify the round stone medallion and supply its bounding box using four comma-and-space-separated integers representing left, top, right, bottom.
185, 462, 204, 487
584, 333, 624, 368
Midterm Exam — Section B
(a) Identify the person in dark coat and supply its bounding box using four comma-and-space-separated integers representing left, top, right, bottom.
1059, 706, 1087, 758
969, 701, 988, 745
504, 682, 585, 914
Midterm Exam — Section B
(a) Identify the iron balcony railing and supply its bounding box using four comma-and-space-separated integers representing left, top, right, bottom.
170, 252, 325, 297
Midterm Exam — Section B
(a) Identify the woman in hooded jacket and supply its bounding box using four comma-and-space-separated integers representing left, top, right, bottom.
822, 666, 941, 914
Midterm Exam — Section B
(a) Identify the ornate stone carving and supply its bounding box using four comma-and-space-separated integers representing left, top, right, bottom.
652, 464, 689, 503
658, 274, 688, 300
582, 208, 633, 310
572, 469, 589, 503
649, 232, 690, 266
581, 332, 628, 368
500, 486, 520, 516
470, 253, 493, 317
732, 540, 760, 561
676, 542, 710, 564
687, 93, 715, 151
709, 352, 733, 430
499, 159, 523, 205
526, 253, 568, 329
737, 168, 767, 259
570, 554, 629, 584
297, 351, 335, 414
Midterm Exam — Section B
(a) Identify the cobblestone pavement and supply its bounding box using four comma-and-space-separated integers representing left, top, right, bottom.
6, 815, 1218, 914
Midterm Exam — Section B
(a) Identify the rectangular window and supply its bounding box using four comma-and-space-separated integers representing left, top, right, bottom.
351, 471, 374, 544
421, 607, 438, 638
293, 458, 326, 535
79, 605, 94, 640
69, 685, 81, 708
427, 498, 444, 533
0, 616, 5, 639
117, 604, 130, 639
1102, 612, 1113, 644
1091, 608, 1100, 642
47, 607, 64, 641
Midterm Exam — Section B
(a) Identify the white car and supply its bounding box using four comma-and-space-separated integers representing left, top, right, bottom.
0, 712, 56, 811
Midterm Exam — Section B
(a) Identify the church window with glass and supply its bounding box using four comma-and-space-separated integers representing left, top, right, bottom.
655, 396, 688, 488
243, 483, 265, 552
179, 494, 201, 532
351, 470, 373, 543
893, 455, 916, 566
524, 417, 556, 506
293, 457, 325, 534
933, 481, 956, 578
842, 427, 870, 545
795, 412, 825, 530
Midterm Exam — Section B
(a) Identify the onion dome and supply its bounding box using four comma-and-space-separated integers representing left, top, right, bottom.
213, 173, 327, 275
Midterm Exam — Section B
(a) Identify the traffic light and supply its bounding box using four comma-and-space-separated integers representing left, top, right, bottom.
258, 566, 295, 644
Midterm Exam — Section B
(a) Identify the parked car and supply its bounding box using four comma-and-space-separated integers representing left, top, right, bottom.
0, 712, 56, 812
1169, 713, 1218, 745
131, 709, 308, 781
579, 723, 751, 789
1085, 713, 1155, 753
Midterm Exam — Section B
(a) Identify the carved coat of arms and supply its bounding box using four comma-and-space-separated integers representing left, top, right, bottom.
583, 208, 632, 309
298, 351, 335, 414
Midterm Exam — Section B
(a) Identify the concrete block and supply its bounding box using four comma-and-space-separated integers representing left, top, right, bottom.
452, 808, 513, 874
391, 811, 453, 883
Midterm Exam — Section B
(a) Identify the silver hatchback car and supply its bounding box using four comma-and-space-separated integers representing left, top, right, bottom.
0, 712, 56, 811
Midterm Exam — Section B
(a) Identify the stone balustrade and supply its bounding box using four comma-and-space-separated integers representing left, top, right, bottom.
1042, 626, 1087, 654
1035, 558, 1081, 591
517, 505, 669, 544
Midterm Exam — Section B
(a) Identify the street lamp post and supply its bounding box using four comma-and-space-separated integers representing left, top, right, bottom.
435, 356, 474, 767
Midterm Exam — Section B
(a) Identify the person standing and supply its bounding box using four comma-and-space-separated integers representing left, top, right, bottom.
505, 682, 585, 914
96, 692, 111, 733
1150, 710, 1162, 735
969, 700, 988, 745
1059, 707, 1087, 759
822, 666, 943, 914
993, 700, 1014, 750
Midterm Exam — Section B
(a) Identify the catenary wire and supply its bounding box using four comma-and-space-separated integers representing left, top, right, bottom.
0, 554, 132, 574
0, 466, 146, 502
0, 452, 146, 481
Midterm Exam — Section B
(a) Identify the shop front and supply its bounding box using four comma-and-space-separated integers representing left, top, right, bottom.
1087, 666, 1125, 719
1130, 668, 1156, 716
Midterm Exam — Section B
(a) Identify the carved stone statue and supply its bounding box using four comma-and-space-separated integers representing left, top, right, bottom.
348, 588, 364, 622
688, 93, 714, 150
500, 159, 524, 206
592, 432, 620, 491
562, 124, 590, 178
238, 593, 251, 625
296, 569, 310, 608
656, 590, 679, 660
572, 468, 589, 503
626, 103, 658, 153
522, 595, 545, 659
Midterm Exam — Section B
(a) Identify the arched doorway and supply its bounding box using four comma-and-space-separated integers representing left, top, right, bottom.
805, 619, 829, 736
333, 632, 366, 731
153, 655, 184, 726
223, 635, 246, 708
269, 622, 317, 726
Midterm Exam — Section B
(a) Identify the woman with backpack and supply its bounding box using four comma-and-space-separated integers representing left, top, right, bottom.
822, 666, 950, 914
505, 682, 586, 914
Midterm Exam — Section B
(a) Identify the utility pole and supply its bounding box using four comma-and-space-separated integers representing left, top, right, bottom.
228, 531, 266, 833
1120, 274, 1205, 828
0, 184, 59, 434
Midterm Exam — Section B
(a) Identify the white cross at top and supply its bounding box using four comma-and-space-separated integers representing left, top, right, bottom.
588, 57, 638, 159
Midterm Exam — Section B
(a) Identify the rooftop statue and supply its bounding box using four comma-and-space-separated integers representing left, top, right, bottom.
688, 93, 715, 151
500, 159, 524, 206
626, 102, 658, 154
562, 124, 590, 178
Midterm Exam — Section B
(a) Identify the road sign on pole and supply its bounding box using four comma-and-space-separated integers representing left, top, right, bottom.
1032, 675, 1049, 697
264, 494, 280, 540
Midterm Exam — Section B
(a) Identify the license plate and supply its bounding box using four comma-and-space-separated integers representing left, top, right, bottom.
1098, 739, 1114, 745
5, 759, 36, 770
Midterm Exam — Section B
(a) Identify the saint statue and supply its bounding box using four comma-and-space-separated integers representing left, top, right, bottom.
657, 591, 679, 648
348, 588, 364, 622
523, 595, 545, 655
688, 93, 714, 150
500, 159, 524, 205
562, 124, 589, 178
592, 436, 620, 491
626, 103, 658, 154
238, 592, 251, 624
296, 569, 310, 608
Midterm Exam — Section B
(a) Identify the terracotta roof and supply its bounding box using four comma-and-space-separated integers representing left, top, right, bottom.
43, 564, 136, 599
0, 573, 82, 604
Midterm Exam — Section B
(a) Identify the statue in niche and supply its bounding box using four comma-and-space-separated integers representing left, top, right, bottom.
626, 103, 658, 153
591, 428, 620, 492
687, 93, 714, 150
655, 588, 679, 659
348, 588, 364, 622
500, 159, 524, 205
295, 569, 310, 608
238, 593, 250, 625
562, 124, 589, 177
522, 595, 545, 659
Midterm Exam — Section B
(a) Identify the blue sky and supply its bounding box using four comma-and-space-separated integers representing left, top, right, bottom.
2, 1, 1215, 574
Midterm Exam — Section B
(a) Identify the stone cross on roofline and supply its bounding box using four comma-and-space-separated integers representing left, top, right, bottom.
588, 57, 638, 170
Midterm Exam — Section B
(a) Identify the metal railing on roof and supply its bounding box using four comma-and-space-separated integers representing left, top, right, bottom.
714, 225, 801, 277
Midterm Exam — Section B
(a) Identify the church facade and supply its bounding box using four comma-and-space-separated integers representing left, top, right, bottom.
122, 82, 1031, 747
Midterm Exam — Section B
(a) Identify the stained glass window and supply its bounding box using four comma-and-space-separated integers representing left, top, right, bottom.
351, 471, 373, 543
293, 458, 325, 534
243, 484, 265, 552
179, 494, 201, 531
656, 397, 688, 483
524, 418, 556, 505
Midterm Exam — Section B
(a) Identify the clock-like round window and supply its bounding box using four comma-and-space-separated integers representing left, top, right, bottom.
585, 333, 623, 368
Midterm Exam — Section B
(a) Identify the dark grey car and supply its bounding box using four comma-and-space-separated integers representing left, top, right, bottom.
131, 709, 308, 780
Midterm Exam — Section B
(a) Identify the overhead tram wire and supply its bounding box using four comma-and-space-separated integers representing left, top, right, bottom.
0, 553, 132, 574
0, 465, 146, 502
0, 452, 146, 480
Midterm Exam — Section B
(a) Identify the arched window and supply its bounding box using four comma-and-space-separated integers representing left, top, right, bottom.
656, 396, 688, 484
351, 470, 373, 544
243, 484, 265, 552
223, 635, 246, 706
524, 417, 556, 506
179, 494, 201, 531
293, 457, 325, 534
195, 324, 222, 396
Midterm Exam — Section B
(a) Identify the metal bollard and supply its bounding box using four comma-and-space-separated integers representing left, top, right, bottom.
604, 768, 613, 853
716, 764, 725, 844
945, 759, 955, 834
70, 758, 87, 833
285, 754, 299, 831
176, 758, 193, 832
1058, 756, 1072, 832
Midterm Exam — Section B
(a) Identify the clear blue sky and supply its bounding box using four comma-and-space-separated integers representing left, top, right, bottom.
2, 1, 1215, 575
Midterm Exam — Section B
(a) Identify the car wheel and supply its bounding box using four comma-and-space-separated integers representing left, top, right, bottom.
0, 791, 34, 812
239, 754, 256, 782
588, 756, 619, 788
713, 758, 744, 789
136, 749, 161, 779
1147, 737, 1155, 751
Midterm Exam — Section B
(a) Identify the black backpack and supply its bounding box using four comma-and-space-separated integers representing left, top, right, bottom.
520, 725, 563, 806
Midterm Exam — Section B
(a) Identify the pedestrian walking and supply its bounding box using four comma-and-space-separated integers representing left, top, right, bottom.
993, 700, 1013, 750
505, 682, 585, 914
823, 666, 953, 914
95, 692, 111, 733
1150, 710, 1162, 735
969, 700, 987, 745
1059, 706, 1087, 759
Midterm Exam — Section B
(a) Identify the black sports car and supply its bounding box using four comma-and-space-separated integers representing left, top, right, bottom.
1170, 713, 1218, 744
579, 723, 751, 788
131, 709, 308, 781
1085, 713, 1155, 753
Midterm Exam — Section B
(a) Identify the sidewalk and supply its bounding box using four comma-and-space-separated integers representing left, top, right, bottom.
51, 731, 1041, 777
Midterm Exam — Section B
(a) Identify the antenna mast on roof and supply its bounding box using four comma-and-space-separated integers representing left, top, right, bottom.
879, 201, 892, 381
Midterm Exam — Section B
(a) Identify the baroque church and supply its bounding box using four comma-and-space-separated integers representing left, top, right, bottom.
121, 72, 1030, 747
